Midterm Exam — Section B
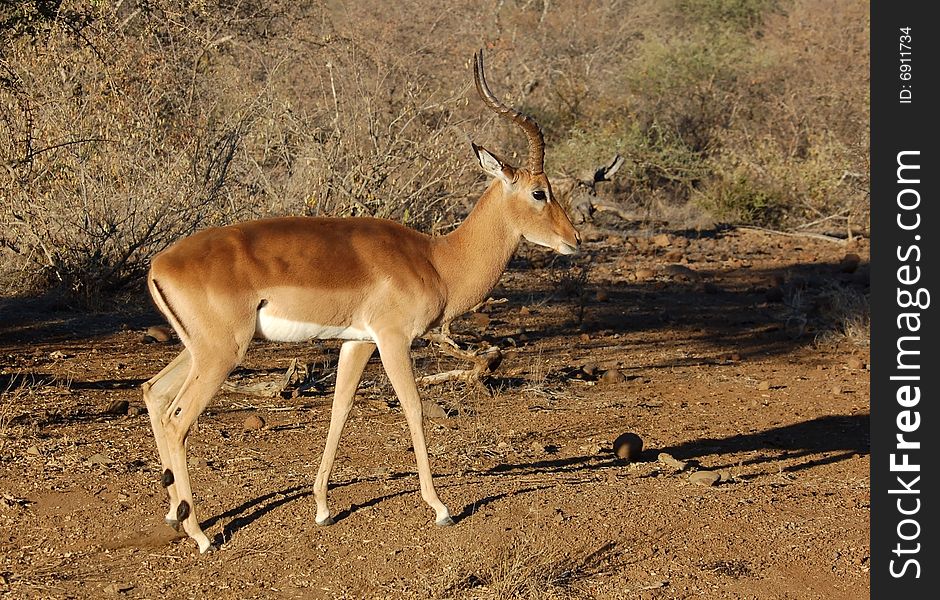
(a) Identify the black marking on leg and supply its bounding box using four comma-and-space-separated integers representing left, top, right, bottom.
176, 500, 190, 522
161, 469, 174, 487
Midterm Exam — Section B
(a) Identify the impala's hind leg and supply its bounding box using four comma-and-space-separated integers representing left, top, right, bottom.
314, 340, 376, 525
142, 349, 191, 527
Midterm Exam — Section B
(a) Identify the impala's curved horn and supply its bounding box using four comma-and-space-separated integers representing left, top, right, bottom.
473, 50, 545, 175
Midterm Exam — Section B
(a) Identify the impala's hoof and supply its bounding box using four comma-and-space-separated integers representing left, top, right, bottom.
164, 518, 181, 532
435, 515, 455, 527
201, 542, 220, 554
316, 516, 335, 527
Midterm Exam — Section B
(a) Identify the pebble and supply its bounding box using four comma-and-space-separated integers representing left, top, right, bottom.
757, 380, 771, 391
717, 469, 733, 483
243, 414, 265, 431
581, 363, 599, 377
469, 313, 491, 329
600, 369, 626, 384
658, 453, 687, 470
635, 268, 656, 281
87, 453, 111, 466
690, 471, 721, 487
106, 400, 129, 415
846, 357, 865, 370
530, 441, 546, 453
422, 401, 448, 419
128, 406, 147, 417
839, 253, 861, 273
104, 582, 134, 595
652, 233, 671, 248
26, 445, 40, 456
831, 385, 843, 395
664, 264, 698, 280
594, 289, 609, 302
613, 432, 643, 461
579, 333, 591, 343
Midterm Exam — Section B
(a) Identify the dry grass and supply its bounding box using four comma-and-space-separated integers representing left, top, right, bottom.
435, 536, 617, 600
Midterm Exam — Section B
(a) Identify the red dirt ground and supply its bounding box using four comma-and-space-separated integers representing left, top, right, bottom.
0, 226, 870, 599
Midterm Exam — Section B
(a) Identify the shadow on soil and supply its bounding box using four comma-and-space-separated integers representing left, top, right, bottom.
1, 247, 868, 369
474, 413, 869, 478
183, 412, 867, 543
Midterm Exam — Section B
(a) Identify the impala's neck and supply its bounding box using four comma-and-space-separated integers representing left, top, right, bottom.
431, 182, 520, 322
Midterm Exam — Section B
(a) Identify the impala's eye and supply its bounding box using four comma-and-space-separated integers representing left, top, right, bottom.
532, 190, 547, 201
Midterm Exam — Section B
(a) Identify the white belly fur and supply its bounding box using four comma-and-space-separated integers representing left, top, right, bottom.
256, 309, 371, 343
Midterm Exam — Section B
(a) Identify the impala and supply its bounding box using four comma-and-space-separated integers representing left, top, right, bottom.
141, 50, 580, 553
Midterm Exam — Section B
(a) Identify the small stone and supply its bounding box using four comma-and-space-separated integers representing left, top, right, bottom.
599, 369, 626, 384
690, 471, 721, 487
652, 233, 671, 248
26, 445, 40, 456
846, 357, 865, 370
831, 385, 843, 395
635, 268, 656, 281
49, 350, 68, 360
664, 264, 698, 280
581, 362, 599, 377
579, 333, 591, 343
594, 289, 609, 302
530, 441, 546, 453
104, 582, 134, 595
243, 414, 265, 431
422, 401, 448, 419
658, 452, 687, 470
613, 432, 643, 461
128, 406, 146, 417
87, 453, 112, 466
519, 306, 531, 316
717, 469, 733, 483
144, 325, 173, 343
664, 250, 683, 262
757, 380, 771, 391
469, 313, 491, 329
105, 400, 129, 415
839, 253, 861, 273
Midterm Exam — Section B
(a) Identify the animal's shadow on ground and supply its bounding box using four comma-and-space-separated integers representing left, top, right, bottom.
191, 413, 867, 542
197, 472, 419, 545
473, 413, 869, 478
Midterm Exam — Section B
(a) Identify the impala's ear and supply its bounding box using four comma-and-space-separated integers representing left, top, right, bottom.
472, 143, 514, 185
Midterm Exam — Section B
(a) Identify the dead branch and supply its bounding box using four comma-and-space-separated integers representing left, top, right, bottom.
736, 225, 848, 244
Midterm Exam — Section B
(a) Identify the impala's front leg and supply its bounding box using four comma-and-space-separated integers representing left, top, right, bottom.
314, 340, 376, 525
376, 335, 454, 527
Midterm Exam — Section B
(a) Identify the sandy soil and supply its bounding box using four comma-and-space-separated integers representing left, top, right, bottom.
0, 226, 870, 599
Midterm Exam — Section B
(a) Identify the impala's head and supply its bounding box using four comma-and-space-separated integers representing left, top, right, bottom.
472, 50, 581, 255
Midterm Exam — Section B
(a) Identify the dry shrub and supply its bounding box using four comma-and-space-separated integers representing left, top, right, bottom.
437, 537, 616, 600
1, 0, 870, 302
0, 1, 473, 302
